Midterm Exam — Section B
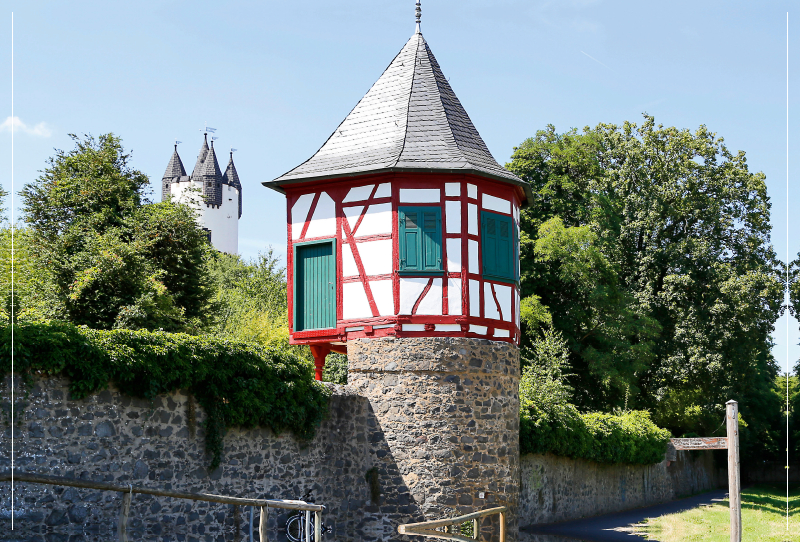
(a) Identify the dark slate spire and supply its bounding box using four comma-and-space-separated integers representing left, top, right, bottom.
223, 150, 243, 218
161, 143, 187, 202
265, 31, 531, 204
199, 141, 224, 206
163, 144, 187, 179
191, 133, 210, 179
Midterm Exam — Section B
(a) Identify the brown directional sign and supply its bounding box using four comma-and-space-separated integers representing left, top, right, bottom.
670, 437, 728, 450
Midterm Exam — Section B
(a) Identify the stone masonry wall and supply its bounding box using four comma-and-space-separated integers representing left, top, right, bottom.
518, 449, 723, 526
2, 341, 722, 541
348, 337, 521, 542
1, 376, 408, 542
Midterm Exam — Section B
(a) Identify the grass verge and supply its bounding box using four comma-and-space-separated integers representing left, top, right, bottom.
635, 484, 799, 541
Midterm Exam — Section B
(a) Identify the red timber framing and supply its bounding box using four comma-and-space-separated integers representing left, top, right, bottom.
285, 171, 524, 355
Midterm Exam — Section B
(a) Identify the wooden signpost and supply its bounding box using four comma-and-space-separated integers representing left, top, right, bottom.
670, 400, 741, 542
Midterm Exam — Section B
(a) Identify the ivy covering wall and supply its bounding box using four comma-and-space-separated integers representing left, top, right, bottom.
0, 322, 330, 469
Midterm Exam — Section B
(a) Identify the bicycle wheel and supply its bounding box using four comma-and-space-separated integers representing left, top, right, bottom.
286, 514, 303, 542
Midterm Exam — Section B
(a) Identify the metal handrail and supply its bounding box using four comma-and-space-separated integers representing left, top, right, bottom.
1, 471, 324, 542
398, 505, 507, 542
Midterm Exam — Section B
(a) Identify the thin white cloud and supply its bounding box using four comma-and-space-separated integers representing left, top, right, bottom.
581, 50, 610, 69
0, 116, 52, 137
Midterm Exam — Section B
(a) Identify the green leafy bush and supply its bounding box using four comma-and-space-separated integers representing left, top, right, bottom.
520, 406, 671, 465
322, 353, 348, 385
0, 321, 331, 469
520, 326, 671, 465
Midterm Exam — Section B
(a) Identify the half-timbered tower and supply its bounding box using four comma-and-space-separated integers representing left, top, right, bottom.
263, 6, 531, 379
266, 6, 523, 537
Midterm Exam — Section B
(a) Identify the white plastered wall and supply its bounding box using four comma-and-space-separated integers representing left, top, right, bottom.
171, 181, 239, 254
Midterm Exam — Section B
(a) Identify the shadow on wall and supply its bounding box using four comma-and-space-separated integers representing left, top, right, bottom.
518, 450, 722, 527
0, 377, 424, 541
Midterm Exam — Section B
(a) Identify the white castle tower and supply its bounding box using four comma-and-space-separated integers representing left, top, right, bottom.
161, 132, 242, 254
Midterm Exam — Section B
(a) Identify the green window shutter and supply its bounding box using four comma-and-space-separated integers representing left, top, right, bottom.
421, 210, 441, 271
482, 211, 516, 282
399, 206, 442, 274
514, 218, 519, 280
496, 217, 511, 278
400, 209, 421, 271
482, 214, 498, 276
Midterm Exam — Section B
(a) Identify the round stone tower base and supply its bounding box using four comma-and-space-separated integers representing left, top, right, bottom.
347, 337, 520, 542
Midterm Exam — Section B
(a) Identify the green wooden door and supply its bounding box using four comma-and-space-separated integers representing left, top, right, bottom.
295, 241, 336, 331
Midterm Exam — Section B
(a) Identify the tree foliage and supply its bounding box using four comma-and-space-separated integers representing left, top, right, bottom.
520, 339, 671, 464
20, 134, 148, 241
509, 116, 784, 461
205, 251, 291, 347
18, 134, 214, 332
0, 186, 7, 224
205, 251, 353, 383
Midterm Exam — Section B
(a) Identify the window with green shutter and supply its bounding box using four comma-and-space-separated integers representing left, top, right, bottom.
482, 211, 517, 282
399, 206, 442, 274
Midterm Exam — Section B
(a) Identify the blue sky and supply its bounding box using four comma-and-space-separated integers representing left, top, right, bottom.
1, 0, 798, 371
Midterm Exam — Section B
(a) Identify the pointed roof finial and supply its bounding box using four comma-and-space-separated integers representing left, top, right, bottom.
415, 1, 421, 34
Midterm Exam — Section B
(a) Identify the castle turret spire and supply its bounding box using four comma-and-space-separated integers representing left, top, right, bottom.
200, 140, 223, 206
191, 133, 209, 178
223, 149, 243, 219
415, 0, 421, 34
161, 142, 187, 201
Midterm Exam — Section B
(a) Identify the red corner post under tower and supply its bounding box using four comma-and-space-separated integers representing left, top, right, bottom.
309, 344, 331, 381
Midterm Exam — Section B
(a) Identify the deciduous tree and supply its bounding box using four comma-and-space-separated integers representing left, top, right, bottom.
19, 134, 214, 331
509, 116, 784, 460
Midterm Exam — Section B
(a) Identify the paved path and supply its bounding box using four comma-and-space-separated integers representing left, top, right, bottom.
520, 489, 729, 542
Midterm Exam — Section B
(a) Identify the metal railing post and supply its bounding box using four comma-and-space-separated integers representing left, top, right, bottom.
305, 510, 311, 542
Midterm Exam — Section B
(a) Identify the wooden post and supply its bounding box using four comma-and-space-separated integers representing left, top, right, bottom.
259, 506, 268, 542
315, 510, 322, 542
498, 510, 505, 542
118, 491, 131, 542
305, 510, 312, 542
309, 344, 331, 381
726, 400, 741, 542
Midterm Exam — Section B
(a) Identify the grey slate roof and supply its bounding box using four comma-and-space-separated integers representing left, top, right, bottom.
201, 143, 223, 179
197, 143, 224, 206
162, 146, 187, 179
191, 136, 210, 179
265, 31, 530, 203
223, 152, 243, 219
161, 135, 243, 210
161, 145, 187, 201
